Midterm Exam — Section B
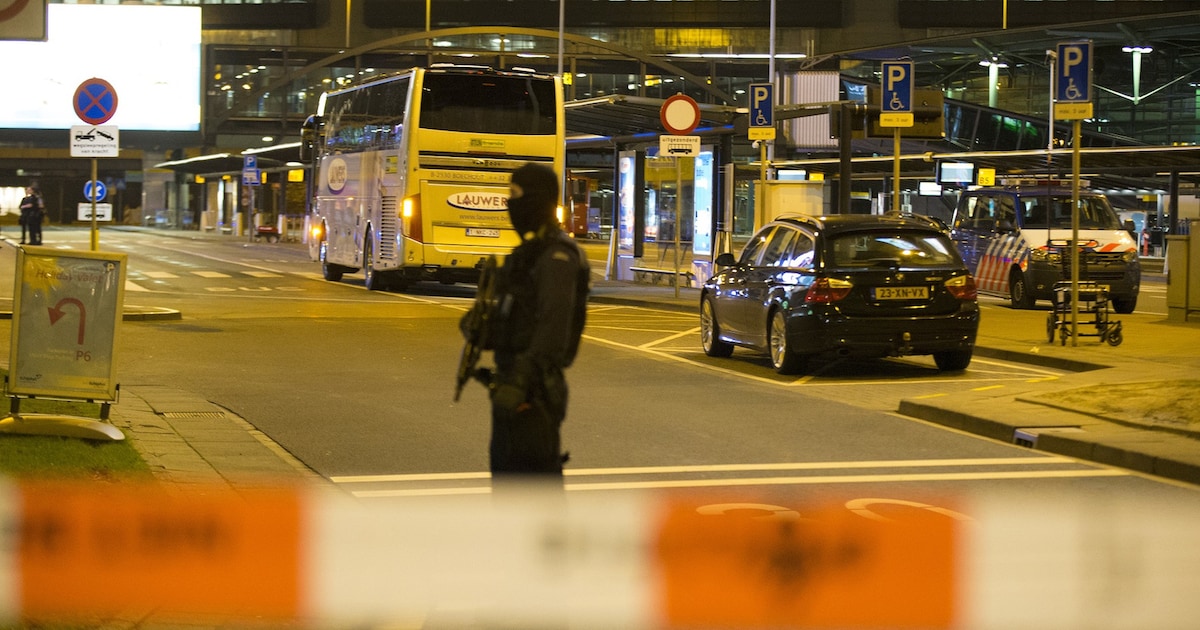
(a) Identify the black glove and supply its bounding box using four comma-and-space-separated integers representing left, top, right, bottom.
490, 379, 528, 413
459, 306, 480, 340
489, 357, 536, 413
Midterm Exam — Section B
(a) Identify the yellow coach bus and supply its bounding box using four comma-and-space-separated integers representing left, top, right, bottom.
299, 64, 565, 290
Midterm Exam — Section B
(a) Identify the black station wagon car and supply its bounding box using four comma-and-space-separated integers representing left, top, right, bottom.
700, 214, 980, 374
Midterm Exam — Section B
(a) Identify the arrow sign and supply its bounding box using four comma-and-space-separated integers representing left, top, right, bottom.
84, 180, 107, 202
48, 297, 87, 345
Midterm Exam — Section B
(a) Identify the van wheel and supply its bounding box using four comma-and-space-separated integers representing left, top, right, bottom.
1009, 270, 1035, 309
1112, 296, 1136, 314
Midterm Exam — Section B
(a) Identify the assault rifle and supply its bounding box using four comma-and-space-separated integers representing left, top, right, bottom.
454, 255, 499, 401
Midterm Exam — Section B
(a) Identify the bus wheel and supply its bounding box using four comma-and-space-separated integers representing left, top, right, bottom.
319, 240, 344, 282
363, 236, 385, 291
1009, 270, 1035, 309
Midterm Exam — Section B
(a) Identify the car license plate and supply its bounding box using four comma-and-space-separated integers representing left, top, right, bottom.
466, 227, 500, 238
873, 286, 928, 300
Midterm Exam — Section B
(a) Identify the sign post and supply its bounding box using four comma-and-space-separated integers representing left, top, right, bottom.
1054, 41, 1093, 346
880, 61, 914, 215
243, 155, 261, 241
660, 94, 701, 298
71, 78, 119, 251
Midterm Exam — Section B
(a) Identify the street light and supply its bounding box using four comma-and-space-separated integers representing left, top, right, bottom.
1123, 45, 1153, 105
979, 57, 1008, 108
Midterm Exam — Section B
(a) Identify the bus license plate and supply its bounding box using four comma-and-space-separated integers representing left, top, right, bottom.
874, 286, 928, 300
466, 228, 500, 238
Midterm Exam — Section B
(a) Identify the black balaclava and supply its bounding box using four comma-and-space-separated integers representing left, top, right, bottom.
507, 163, 559, 237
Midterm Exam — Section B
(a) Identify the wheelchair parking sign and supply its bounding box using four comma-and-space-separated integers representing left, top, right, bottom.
1055, 41, 1093, 119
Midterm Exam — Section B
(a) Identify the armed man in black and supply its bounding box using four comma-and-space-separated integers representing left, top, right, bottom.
485, 162, 590, 484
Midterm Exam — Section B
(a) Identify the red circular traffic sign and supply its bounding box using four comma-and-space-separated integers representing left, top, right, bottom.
660, 93, 701, 135
73, 78, 119, 126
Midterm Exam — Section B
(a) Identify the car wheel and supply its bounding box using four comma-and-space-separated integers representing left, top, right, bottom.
1009, 270, 1035, 309
1112, 295, 1136, 314
700, 296, 734, 358
320, 238, 344, 282
933, 349, 973, 371
769, 309, 806, 375
363, 234, 385, 291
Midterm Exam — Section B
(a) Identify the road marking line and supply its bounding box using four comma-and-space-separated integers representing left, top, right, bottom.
192, 271, 232, 278
143, 271, 179, 279
244, 271, 283, 278
348, 468, 1128, 497
331, 456, 1077, 484
639, 327, 701, 349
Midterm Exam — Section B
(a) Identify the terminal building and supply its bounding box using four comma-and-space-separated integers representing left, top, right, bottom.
1, 0, 1199, 268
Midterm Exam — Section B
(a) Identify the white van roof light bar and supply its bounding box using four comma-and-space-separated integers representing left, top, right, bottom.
998, 177, 1091, 188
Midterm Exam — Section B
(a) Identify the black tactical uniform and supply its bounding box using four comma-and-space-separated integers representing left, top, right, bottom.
488, 163, 590, 482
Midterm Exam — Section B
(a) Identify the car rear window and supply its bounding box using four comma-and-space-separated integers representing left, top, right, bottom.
830, 230, 961, 268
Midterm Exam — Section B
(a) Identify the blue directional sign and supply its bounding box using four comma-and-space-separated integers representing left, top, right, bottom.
881, 61, 913, 112
83, 180, 107, 202
1056, 41, 1092, 103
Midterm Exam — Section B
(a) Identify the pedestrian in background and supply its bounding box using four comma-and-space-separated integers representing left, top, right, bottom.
18, 186, 36, 244
26, 187, 44, 245
478, 162, 590, 487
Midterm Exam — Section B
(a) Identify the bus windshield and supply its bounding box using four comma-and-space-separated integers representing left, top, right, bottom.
419, 73, 557, 135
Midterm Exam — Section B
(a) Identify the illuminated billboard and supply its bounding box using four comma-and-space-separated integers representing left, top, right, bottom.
0, 4, 200, 132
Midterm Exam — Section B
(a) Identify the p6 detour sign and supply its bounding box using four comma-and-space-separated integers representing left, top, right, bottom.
8, 248, 127, 402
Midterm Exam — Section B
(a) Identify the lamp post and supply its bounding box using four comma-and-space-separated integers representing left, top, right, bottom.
558, 0, 565, 77
979, 58, 1007, 109
1123, 45, 1152, 105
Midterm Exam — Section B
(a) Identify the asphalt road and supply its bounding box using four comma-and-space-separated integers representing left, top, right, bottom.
0, 228, 1188, 511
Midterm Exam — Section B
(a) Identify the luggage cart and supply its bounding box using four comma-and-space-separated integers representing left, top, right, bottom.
1044, 239, 1123, 346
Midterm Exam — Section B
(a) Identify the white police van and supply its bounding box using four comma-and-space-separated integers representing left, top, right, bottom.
950, 181, 1140, 313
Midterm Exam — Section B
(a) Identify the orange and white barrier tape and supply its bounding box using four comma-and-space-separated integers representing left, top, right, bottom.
2, 480, 1198, 628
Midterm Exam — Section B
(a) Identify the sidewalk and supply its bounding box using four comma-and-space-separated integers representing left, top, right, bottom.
5, 228, 1198, 488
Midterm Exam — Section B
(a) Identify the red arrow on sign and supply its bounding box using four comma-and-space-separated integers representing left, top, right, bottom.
0, 0, 32, 22
48, 297, 87, 345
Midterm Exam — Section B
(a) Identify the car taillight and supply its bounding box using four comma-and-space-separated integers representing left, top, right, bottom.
401, 196, 422, 242
945, 274, 977, 301
805, 277, 853, 303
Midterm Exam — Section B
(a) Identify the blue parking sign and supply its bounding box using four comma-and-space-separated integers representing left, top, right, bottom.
881, 61, 913, 112
1056, 41, 1091, 103
749, 83, 774, 127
